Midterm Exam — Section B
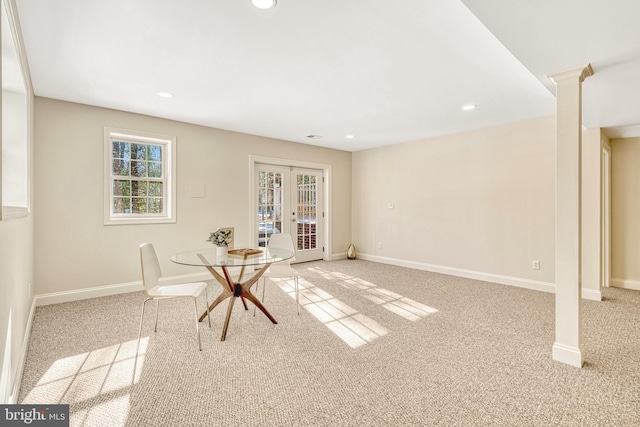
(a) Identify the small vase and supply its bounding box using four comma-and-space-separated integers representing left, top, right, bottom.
216, 246, 228, 257
347, 244, 356, 260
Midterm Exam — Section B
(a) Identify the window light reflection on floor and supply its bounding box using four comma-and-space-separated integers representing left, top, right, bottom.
307, 267, 438, 321
273, 277, 389, 349
22, 337, 148, 426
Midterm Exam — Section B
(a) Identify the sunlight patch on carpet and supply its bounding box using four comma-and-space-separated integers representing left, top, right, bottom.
274, 278, 388, 349
22, 338, 148, 426
307, 267, 438, 321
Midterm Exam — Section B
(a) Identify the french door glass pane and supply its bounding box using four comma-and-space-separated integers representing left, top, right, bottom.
296, 174, 317, 251
258, 170, 283, 247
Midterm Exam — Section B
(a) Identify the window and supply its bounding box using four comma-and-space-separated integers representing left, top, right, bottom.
104, 128, 176, 225
1, 0, 30, 220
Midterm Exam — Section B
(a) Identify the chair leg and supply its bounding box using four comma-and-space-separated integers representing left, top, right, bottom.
154, 299, 160, 332
134, 297, 152, 380
138, 298, 150, 342
193, 297, 202, 351
261, 277, 267, 302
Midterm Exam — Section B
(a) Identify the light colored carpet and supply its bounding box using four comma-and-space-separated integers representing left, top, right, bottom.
19, 259, 640, 426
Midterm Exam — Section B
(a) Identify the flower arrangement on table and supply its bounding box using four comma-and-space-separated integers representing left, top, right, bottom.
208, 228, 233, 247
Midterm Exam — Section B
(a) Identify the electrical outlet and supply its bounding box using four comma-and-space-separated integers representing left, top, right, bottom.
377, 241, 382, 249
532, 260, 540, 270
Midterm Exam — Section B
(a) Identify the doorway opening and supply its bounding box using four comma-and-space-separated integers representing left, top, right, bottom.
250, 156, 331, 263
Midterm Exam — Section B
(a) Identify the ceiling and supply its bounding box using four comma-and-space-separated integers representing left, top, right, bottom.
462, 0, 640, 140
14, 0, 640, 151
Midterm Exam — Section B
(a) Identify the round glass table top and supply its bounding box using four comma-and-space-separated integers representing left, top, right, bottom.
170, 247, 293, 268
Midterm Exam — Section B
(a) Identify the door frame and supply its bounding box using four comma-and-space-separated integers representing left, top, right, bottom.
249, 155, 332, 261
601, 143, 611, 288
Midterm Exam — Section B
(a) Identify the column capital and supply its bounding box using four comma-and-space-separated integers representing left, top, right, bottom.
547, 64, 594, 85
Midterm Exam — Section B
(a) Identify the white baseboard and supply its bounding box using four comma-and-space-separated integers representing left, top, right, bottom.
34, 272, 213, 307
358, 253, 556, 294
8, 297, 36, 404
331, 252, 348, 261
610, 278, 640, 291
35, 281, 141, 307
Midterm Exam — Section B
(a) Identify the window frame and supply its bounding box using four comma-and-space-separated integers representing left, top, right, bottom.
103, 127, 176, 225
1, 0, 31, 221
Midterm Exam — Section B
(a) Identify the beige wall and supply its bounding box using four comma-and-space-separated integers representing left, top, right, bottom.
611, 137, 640, 289
0, 211, 34, 403
33, 97, 352, 295
352, 115, 556, 287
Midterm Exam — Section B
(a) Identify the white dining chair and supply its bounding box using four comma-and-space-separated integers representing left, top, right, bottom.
137, 243, 211, 351
255, 233, 300, 315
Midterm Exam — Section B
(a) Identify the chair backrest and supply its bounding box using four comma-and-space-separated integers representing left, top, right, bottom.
267, 233, 296, 263
140, 243, 162, 292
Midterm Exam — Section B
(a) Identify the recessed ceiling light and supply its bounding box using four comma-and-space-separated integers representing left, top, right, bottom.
250, 0, 277, 9
345, 134, 355, 139
462, 104, 477, 111
157, 92, 174, 99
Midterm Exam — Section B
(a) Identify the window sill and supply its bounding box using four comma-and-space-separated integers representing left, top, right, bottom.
104, 216, 176, 226
1, 206, 29, 221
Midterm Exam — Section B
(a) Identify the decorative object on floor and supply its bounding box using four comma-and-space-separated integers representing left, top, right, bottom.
347, 243, 357, 260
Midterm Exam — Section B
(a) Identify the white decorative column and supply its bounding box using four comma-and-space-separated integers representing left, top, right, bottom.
547, 64, 593, 368
581, 128, 603, 302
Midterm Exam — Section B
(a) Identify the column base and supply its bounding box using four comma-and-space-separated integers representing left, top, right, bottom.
552, 342, 584, 367
581, 288, 602, 301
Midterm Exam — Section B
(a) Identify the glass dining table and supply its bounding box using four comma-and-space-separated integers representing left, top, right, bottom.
170, 247, 294, 341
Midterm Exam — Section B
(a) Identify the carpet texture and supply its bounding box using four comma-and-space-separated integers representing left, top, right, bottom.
19, 260, 640, 426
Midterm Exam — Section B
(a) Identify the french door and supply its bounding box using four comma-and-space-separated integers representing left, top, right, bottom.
256, 164, 324, 263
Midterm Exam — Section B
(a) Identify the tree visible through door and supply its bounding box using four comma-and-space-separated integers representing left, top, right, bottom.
256, 165, 324, 262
